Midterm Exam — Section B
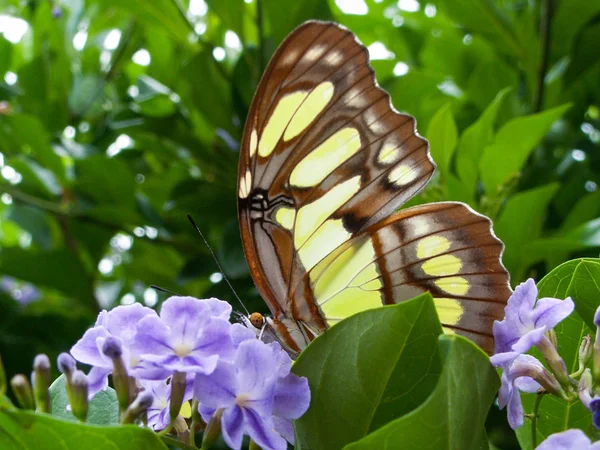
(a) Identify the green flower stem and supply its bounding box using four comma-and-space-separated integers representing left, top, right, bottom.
161, 435, 199, 450
0, 355, 6, 397
531, 392, 544, 448
189, 398, 205, 446
200, 409, 223, 450
249, 439, 262, 450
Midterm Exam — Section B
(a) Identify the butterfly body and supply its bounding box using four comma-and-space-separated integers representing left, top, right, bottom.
238, 21, 511, 356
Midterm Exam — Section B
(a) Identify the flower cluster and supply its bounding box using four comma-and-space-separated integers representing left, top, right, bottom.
68, 296, 310, 450
491, 278, 600, 448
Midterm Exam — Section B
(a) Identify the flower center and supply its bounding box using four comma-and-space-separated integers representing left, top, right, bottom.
173, 343, 192, 357
235, 393, 251, 408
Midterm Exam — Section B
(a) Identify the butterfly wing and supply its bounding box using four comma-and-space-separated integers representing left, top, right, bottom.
238, 21, 510, 354
290, 202, 510, 354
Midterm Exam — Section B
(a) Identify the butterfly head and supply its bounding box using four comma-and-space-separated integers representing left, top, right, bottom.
249, 312, 265, 329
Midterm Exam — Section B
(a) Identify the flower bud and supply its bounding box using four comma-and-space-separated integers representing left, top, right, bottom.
11, 374, 35, 410
546, 328, 558, 349
510, 359, 567, 400
537, 335, 572, 389
121, 391, 154, 424
57, 353, 76, 383
102, 337, 130, 413
578, 368, 593, 409
169, 372, 187, 422
70, 370, 89, 422
32, 354, 51, 413
201, 408, 223, 450
579, 335, 593, 372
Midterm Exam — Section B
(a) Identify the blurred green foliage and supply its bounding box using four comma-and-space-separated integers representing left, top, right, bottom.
0, 0, 599, 448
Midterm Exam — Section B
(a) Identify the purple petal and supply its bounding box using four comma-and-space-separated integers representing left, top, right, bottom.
71, 326, 111, 367
175, 354, 219, 375
511, 326, 547, 354
514, 376, 541, 394
160, 296, 210, 343
193, 319, 234, 359
94, 310, 108, 327
536, 429, 593, 450
198, 403, 216, 423
131, 315, 172, 356
236, 340, 277, 393
273, 416, 295, 445
203, 298, 233, 321
269, 342, 292, 378
86, 366, 111, 400
497, 372, 511, 409
492, 320, 517, 354
595, 306, 600, 327
221, 406, 245, 450
231, 323, 256, 348
103, 303, 157, 346
532, 297, 575, 330
273, 373, 310, 420
244, 408, 287, 450
194, 362, 238, 409
490, 351, 520, 368
515, 279, 537, 313
507, 379, 525, 429
131, 358, 172, 380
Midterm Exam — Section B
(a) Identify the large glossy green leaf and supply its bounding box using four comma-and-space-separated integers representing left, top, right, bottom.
293, 293, 443, 450
0, 409, 168, 450
515, 262, 600, 449
494, 183, 559, 275
50, 375, 119, 425
426, 103, 457, 177
479, 104, 571, 192
344, 335, 498, 450
456, 88, 510, 199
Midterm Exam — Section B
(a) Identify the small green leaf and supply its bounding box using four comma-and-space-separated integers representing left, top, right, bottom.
293, 293, 444, 450
206, 0, 245, 39
50, 375, 119, 425
0, 409, 168, 450
479, 104, 571, 192
426, 103, 457, 177
455, 88, 510, 199
494, 183, 559, 275
344, 335, 499, 450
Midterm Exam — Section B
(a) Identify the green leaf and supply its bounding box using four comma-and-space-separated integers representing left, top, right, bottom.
293, 293, 444, 450
516, 263, 600, 449
432, 0, 527, 60
75, 156, 136, 210
0, 409, 168, 450
456, 88, 510, 199
479, 104, 571, 192
91, 0, 192, 45
0, 248, 91, 300
206, 0, 245, 39
50, 375, 119, 425
263, 0, 333, 44
560, 192, 600, 232
552, 0, 600, 59
344, 335, 499, 450
0, 37, 12, 75
494, 183, 559, 275
0, 114, 65, 183
426, 103, 457, 177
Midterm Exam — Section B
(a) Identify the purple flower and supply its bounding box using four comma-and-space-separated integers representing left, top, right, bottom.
195, 339, 310, 450
70, 303, 157, 398
536, 429, 600, 450
130, 296, 235, 379
139, 377, 194, 430
493, 279, 574, 354
588, 397, 600, 430
490, 352, 542, 429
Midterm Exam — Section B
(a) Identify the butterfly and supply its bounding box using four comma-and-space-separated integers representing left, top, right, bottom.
237, 20, 511, 356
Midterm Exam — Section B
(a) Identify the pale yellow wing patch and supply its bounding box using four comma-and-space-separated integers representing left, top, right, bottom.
289, 127, 361, 188
259, 91, 308, 157
284, 82, 334, 142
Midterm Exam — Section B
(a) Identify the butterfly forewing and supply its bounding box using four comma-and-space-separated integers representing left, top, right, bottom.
238, 21, 510, 354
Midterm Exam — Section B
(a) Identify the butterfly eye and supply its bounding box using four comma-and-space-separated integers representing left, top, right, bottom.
249, 312, 265, 329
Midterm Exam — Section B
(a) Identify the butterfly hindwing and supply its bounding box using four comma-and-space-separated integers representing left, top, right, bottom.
238, 20, 510, 354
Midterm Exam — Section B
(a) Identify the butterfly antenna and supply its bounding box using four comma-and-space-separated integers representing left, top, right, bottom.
187, 214, 250, 316
150, 285, 181, 296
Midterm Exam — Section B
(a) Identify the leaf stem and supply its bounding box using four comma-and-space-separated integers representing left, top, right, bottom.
533, 0, 553, 113
531, 391, 544, 448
